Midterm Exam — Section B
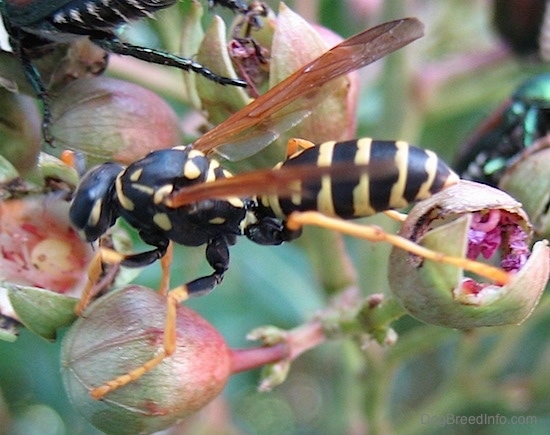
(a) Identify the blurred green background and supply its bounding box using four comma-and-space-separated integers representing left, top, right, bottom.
1, 0, 549, 434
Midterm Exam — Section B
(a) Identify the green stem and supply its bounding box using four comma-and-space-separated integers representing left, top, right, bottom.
356, 295, 408, 339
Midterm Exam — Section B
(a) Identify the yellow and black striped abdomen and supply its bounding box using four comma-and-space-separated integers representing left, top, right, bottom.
263, 138, 459, 219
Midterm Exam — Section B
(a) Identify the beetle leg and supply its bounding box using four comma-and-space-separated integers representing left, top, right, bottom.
13, 44, 53, 144
89, 35, 247, 87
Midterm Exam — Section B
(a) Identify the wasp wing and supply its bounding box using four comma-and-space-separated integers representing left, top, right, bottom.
166, 159, 398, 207
192, 18, 424, 160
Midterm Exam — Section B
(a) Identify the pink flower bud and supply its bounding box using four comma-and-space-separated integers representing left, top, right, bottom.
61, 286, 232, 434
50, 77, 181, 166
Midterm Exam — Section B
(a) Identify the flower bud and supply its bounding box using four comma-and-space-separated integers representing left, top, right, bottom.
268, 4, 358, 144
389, 180, 549, 328
0, 195, 93, 339
0, 196, 91, 295
0, 88, 41, 174
191, 3, 358, 164
61, 286, 232, 434
50, 77, 181, 166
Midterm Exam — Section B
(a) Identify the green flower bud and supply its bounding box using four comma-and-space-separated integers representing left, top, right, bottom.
389, 181, 549, 328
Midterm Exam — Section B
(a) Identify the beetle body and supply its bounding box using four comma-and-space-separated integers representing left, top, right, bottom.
2, 0, 176, 42
455, 73, 550, 185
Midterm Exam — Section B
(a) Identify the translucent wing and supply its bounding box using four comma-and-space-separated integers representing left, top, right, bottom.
192, 18, 424, 160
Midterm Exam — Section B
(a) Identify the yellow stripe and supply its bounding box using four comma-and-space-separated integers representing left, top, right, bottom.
153, 184, 173, 205
206, 161, 219, 183
131, 183, 155, 196
352, 138, 376, 216
417, 149, 438, 200
115, 175, 134, 211
187, 149, 205, 158
316, 141, 336, 216
290, 179, 303, 207
389, 141, 409, 209
88, 198, 103, 228
129, 167, 143, 182
227, 197, 245, 208
263, 194, 285, 219
261, 160, 286, 218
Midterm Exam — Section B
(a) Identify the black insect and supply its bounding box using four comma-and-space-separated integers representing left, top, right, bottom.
0, 0, 247, 141
493, 0, 550, 59
71, 139, 458, 299
454, 73, 550, 186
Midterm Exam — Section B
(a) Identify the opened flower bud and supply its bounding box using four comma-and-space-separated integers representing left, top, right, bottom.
0, 195, 93, 339
0, 196, 91, 296
389, 180, 549, 329
61, 286, 232, 435
50, 77, 181, 166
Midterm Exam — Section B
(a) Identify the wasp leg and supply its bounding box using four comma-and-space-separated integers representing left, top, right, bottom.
246, 216, 302, 245
76, 235, 170, 311
286, 211, 511, 285
158, 243, 174, 296
89, 236, 231, 399
184, 235, 231, 297
89, 35, 247, 87
74, 251, 104, 315
383, 210, 408, 222
74, 248, 121, 315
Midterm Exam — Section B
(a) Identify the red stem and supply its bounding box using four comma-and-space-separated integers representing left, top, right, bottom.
229, 320, 327, 374
230, 343, 290, 374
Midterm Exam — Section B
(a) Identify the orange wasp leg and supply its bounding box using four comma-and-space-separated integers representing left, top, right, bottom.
285, 211, 511, 286
383, 210, 408, 222
83, 242, 188, 399
74, 251, 104, 316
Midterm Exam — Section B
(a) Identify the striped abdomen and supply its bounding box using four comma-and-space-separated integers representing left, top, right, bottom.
262, 138, 459, 219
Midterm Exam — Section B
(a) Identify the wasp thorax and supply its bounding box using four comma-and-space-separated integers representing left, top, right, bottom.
389, 180, 549, 329
61, 286, 232, 435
